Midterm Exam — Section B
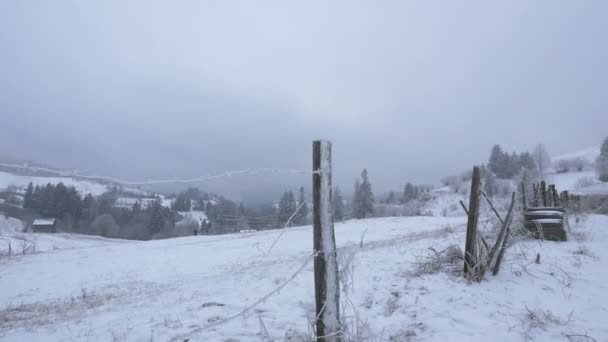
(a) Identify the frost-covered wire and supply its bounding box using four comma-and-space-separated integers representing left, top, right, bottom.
264, 202, 306, 256
173, 252, 316, 341
0, 162, 318, 186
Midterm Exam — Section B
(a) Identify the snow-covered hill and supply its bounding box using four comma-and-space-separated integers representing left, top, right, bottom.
0, 215, 129, 255
0, 214, 607, 341
0, 171, 108, 196
0, 215, 25, 235
552, 146, 600, 165
543, 146, 606, 195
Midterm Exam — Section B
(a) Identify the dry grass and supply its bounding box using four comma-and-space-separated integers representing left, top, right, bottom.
0, 289, 117, 332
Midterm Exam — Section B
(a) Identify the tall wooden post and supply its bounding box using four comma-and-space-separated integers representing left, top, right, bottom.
521, 171, 527, 209
551, 185, 559, 207
313, 140, 341, 342
532, 183, 539, 207
464, 166, 481, 277
541, 181, 547, 207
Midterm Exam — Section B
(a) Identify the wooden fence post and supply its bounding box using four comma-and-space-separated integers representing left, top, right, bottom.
541, 181, 547, 207
520, 182, 527, 209
551, 185, 559, 207
313, 140, 341, 342
532, 183, 539, 207
464, 166, 481, 278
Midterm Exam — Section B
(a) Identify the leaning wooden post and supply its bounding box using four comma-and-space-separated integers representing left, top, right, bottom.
464, 166, 481, 278
312, 140, 341, 342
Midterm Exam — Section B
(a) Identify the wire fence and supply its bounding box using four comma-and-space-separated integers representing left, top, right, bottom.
0, 161, 317, 186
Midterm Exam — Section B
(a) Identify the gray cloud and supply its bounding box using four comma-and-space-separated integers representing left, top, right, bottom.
1, 1, 607, 198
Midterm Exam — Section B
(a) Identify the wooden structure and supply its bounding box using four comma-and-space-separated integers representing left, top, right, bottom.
524, 207, 566, 241
32, 218, 57, 233
522, 181, 567, 241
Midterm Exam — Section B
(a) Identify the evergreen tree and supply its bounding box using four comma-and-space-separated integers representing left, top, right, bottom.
23, 182, 34, 209
352, 179, 362, 219
82, 194, 95, 219
132, 200, 142, 213
148, 198, 165, 235
333, 187, 345, 221
402, 182, 416, 203
505, 152, 520, 178
597, 136, 608, 182
171, 193, 190, 212
33, 185, 41, 211
519, 152, 536, 171
488, 144, 505, 177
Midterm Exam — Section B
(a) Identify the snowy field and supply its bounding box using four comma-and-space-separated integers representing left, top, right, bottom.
0, 214, 607, 341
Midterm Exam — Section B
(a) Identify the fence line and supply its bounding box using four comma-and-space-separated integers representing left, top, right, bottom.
0, 162, 317, 186
172, 252, 317, 341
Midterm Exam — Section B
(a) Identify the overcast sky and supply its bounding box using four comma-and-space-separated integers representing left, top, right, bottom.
0, 1, 607, 198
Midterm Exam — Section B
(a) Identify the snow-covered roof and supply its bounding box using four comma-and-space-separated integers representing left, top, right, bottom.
33, 218, 56, 226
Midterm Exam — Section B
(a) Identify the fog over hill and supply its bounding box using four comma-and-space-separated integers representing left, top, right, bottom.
1, 1, 607, 196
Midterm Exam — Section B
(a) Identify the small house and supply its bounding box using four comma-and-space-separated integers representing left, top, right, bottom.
32, 218, 57, 233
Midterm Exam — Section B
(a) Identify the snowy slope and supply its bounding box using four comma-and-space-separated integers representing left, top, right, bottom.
571, 182, 608, 196
545, 170, 599, 192
0, 214, 607, 341
0, 215, 25, 234
0, 215, 130, 255
552, 146, 600, 164
541, 146, 608, 195
421, 186, 467, 217
0, 171, 108, 196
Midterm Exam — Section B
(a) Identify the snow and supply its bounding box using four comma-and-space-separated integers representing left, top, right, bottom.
33, 218, 56, 226
530, 218, 563, 224
0, 213, 607, 341
544, 170, 600, 191
0, 215, 25, 234
571, 182, 608, 196
115, 196, 173, 209
0, 171, 108, 196
0, 215, 129, 255
537, 145, 608, 195
553, 146, 601, 164
178, 210, 208, 224
421, 186, 467, 217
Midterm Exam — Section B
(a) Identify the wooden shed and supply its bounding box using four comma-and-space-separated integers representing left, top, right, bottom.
32, 218, 57, 233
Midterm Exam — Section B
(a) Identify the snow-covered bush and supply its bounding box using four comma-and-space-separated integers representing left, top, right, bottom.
413, 245, 463, 276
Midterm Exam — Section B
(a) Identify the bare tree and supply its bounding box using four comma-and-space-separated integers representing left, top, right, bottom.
532, 144, 551, 175
597, 137, 608, 182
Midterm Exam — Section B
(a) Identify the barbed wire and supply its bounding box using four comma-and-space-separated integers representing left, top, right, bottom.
172, 251, 317, 341
0, 162, 318, 187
